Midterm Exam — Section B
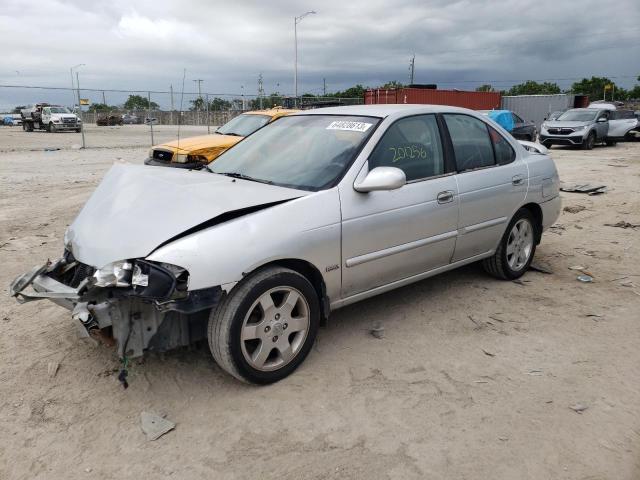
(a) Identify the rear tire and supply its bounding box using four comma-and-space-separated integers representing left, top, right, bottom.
582, 131, 595, 150
208, 266, 320, 384
483, 208, 537, 280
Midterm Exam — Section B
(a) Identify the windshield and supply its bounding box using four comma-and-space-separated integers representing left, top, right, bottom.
557, 110, 598, 122
209, 115, 380, 191
217, 114, 271, 136
50, 107, 70, 114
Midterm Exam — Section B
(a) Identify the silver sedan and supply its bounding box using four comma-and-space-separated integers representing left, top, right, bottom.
10, 105, 561, 384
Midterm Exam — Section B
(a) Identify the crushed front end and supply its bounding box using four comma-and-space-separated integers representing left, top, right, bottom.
9, 250, 222, 359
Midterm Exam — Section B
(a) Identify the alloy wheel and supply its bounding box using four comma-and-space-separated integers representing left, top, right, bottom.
506, 219, 533, 271
240, 287, 310, 372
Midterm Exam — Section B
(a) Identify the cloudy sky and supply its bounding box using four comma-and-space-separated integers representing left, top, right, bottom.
1, 0, 638, 109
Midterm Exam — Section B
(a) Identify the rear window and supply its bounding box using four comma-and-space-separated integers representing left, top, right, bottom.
443, 114, 495, 170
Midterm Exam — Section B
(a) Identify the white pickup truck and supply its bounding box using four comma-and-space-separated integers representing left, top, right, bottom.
21, 103, 82, 132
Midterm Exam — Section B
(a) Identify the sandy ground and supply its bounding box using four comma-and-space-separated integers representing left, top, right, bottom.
1, 126, 639, 480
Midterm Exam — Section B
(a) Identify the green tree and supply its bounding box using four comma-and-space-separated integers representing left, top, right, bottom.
88, 103, 117, 112
628, 84, 640, 100
570, 76, 627, 101
123, 94, 159, 110
506, 80, 561, 96
191, 96, 232, 111
476, 84, 494, 92
333, 84, 367, 99
381, 80, 404, 89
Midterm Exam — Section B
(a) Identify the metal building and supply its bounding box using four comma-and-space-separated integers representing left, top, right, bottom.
500, 94, 588, 130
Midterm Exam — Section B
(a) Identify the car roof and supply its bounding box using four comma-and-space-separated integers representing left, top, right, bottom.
295, 104, 477, 118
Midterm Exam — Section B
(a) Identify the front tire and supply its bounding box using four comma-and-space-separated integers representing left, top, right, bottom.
208, 266, 320, 384
483, 208, 537, 280
582, 131, 595, 150
605, 138, 617, 147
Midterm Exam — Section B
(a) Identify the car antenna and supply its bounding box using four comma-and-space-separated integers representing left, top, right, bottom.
176, 68, 186, 154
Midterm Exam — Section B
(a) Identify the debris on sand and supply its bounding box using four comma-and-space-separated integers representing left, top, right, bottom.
569, 403, 588, 414
370, 323, 385, 339
481, 349, 495, 357
577, 274, 594, 283
47, 361, 59, 378
563, 205, 586, 214
140, 412, 175, 441
604, 221, 640, 229
529, 263, 553, 274
560, 183, 607, 195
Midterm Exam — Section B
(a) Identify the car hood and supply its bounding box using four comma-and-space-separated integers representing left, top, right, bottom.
66, 163, 307, 268
154, 134, 243, 154
52, 114, 78, 120
544, 120, 592, 128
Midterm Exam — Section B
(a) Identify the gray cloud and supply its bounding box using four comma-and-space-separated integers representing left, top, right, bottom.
0, 0, 638, 109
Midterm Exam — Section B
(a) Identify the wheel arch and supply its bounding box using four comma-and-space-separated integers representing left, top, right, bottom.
247, 258, 330, 324
519, 202, 543, 244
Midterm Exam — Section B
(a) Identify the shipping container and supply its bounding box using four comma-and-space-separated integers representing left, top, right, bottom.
365, 88, 501, 110
500, 94, 589, 130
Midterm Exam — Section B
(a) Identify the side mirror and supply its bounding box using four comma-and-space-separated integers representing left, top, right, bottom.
354, 166, 406, 193
597, 117, 607, 123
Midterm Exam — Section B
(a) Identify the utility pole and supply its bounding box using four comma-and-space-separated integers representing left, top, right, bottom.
206, 93, 210, 134
294, 11, 317, 107
102, 91, 106, 106
193, 79, 203, 124
75, 71, 86, 149
258, 73, 264, 109
170, 84, 174, 125
147, 91, 154, 146
323, 78, 326, 96
409, 54, 415, 85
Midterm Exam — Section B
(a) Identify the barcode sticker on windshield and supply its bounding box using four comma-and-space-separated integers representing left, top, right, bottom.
326, 121, 373, 132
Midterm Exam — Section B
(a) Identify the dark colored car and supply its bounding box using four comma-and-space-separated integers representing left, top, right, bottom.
510, 112, 537, 141
479, 110, 537, 141
96, 114, 123, 126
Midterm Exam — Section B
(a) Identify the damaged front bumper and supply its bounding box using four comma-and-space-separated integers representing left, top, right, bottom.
9, 258, 223, 359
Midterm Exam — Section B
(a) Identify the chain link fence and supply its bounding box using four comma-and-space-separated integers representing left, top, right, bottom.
0, 84, 363, 150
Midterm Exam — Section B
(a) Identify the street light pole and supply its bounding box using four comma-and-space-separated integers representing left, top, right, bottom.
294, 11, 316, 107
70, 63, 84, 109
76, 71, 86, 149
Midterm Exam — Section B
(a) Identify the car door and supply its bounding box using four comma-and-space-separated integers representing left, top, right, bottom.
608, 110, 637, 138
340, 114, 458, 297
594, 111, 609, 139
41, 107, 51, 125
442, 113, 528, 262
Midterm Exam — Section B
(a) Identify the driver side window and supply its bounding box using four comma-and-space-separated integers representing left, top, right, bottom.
368, 114, 444, 181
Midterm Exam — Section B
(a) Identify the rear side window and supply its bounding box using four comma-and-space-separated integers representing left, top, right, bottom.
443, 114, 495, 171
610, 110, 634, 120
369, 114, 445, 181
488, 126, 516, 165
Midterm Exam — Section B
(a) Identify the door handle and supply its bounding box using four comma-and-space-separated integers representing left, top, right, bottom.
512, 175, 525, 186
437, 191, 454, 204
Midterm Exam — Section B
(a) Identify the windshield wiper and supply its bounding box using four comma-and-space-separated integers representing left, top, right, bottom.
218, 131, 242, 137
211, 171, 273, 185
